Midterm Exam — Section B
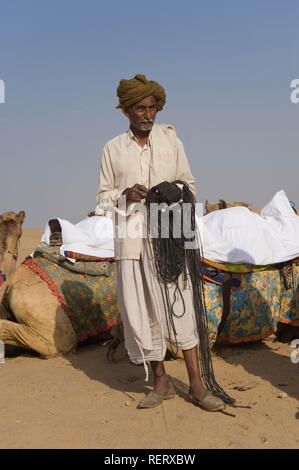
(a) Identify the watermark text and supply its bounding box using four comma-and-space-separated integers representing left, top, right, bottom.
0, 79, 5, 104
290, 339, 299, 364
0, 340, 5, 363
290, 79, 299, 104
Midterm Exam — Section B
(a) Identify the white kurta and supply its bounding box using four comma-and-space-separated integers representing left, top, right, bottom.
95, 124, 196, 260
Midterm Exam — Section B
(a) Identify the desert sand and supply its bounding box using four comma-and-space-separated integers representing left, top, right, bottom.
0, 229, 298, 449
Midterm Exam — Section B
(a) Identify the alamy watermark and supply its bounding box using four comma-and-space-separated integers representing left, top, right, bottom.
0, 340, 5, 363
290, 79, 299, 104
0, 79, 5, 104
290, 339, 299, 364
97, 197, 204, 249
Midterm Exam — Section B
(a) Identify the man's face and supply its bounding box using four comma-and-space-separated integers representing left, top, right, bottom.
124, 95, 158, 132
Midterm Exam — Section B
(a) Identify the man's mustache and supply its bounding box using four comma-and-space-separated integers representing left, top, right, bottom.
140, 119, 154, 124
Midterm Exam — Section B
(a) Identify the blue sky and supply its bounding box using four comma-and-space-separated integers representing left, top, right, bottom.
0, 0, 298, 227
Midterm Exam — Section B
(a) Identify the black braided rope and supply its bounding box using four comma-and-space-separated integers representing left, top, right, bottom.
145, 180, 235, 405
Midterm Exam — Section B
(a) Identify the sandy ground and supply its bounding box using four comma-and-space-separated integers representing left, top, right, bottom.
0, 229, 298, 449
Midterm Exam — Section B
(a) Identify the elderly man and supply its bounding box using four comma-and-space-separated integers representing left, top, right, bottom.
96, 74, 225, 411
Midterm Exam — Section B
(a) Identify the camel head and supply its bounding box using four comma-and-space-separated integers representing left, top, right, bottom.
205, 200, 223, 214
1, 211, 25, 224
0, 211, 25, 306
0, 211, 25, 257
205, 199, 253, 214
0, 211, 25, 238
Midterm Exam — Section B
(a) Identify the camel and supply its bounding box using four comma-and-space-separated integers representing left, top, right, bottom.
205, 199, 261, 214
204, 198, 299, 215
204, 199, 299, 343
0, 212, 119, 358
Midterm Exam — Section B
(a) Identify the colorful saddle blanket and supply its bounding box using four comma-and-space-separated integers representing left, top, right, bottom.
23, 256, 121, 342
204, 260, 299, 345
21, 246, 299, 347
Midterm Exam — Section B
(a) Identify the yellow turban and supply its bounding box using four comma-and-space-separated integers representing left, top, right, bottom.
117, 74, 166, 111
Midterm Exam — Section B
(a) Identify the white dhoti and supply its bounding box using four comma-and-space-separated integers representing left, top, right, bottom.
116, 240, 198, 378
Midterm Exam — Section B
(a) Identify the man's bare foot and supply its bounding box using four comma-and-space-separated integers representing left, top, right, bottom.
153, 374, 172, 396
189, 382, 209, 402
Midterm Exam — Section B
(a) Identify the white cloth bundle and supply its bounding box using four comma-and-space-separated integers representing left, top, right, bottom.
201, 190, 299, 264
41, 216, 114, 259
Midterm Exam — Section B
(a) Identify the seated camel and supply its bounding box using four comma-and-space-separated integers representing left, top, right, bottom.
0, 216, 120, 358
0, 212, 75, 356
203, 198, 299, 344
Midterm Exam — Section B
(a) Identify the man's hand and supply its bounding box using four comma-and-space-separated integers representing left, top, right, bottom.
122, 184, 148, 203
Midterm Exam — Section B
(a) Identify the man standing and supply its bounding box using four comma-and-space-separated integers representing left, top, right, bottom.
96, 74, 225, 411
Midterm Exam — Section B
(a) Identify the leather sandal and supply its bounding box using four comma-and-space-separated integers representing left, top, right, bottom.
137, 383, 176, 409
188, 391, 225, 412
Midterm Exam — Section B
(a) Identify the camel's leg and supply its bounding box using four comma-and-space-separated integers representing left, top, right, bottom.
0, 319, 56, 356
0, 265, 77, 358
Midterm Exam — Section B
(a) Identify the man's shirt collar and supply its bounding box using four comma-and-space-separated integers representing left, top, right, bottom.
126, 127, 153, 147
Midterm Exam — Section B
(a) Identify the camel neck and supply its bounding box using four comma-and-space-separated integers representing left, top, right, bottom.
0, 234, 19, 278
6, 234, 19, 253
